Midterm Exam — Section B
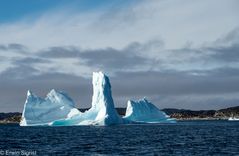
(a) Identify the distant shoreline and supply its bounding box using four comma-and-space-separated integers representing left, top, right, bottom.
0, 119, 232, 124
176, 118, 228, 121
0, 119, 231, 124
0, 106, 238, 124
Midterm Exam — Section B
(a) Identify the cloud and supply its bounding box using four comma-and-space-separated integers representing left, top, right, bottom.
215, 27, 239, 45
39, 46, 81, 58
112, 68, 239, 97
1, 67, 239, 112
153, 93, 239, 110
1, 27, 239, 79
110, 69, 239, 110
0, 0, 239, 111
80, 48, 148, 69
0, 0, 238, 50
14, 57, 50, 65
37, 41, 159, 72
0, 72, 92, 112
208, 44, 239, 62
0, 56, 51, 79
1, 65, 40, 79
0, 43, 28, 53
77, 44, 156, 71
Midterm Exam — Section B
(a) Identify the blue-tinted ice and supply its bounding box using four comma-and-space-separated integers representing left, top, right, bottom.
20, 72, 175, 126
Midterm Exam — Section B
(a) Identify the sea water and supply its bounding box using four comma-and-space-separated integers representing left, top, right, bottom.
0, 121, 238, 155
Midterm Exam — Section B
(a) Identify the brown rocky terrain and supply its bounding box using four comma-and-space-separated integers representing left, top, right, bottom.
1, 106, 238, 123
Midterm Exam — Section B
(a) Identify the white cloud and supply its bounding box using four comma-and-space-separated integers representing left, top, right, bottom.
1, 0, 239, 111
0, 0, 238, 76
0, 0, 238, 50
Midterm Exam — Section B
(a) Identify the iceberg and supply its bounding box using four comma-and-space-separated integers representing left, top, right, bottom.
80, 72, 123, 125
20, 90, 81, 126
123, 98, 175, 123
51, 72, 123, 125
20, 71, 175, 126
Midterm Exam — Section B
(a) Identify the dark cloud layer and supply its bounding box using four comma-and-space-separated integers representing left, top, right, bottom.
208, 44, 239, 62
39, 46, 81, 58
1, 65, 39, 79
1, 29, 239, 112
0, 43, 28, 54
1, 67, 239, 112
0, 73, 92, 112
80, 48, 150, 69
14, 57, 50, 65
111, 69, 239, 96
1, 57, 51, 79
38, 43, 153, 70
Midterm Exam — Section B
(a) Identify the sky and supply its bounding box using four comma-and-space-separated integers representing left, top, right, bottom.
0, 0, 239, 112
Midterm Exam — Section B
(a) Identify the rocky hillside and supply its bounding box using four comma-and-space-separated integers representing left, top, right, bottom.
0, 112, 21, 123
162, 106, 239, 120
1, 106, 239, 123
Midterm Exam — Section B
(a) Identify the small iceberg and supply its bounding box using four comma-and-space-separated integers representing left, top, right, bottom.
123, 98, 176, 123
228, 117, 239, 121
20, 71, 175, 126
20, 90, 81, 126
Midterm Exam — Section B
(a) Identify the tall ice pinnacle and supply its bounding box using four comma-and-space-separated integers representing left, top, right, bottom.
87, 71, 123, 125
92, 71, 114, 110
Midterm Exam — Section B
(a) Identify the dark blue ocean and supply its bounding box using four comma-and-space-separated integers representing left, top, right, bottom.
0, 121, 238, 156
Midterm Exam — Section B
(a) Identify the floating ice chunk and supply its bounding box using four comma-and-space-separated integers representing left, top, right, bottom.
20, 89, 81, 126
124, 98, 175, 123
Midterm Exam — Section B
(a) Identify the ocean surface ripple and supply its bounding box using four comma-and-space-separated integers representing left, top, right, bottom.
0, 121, 238, 155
